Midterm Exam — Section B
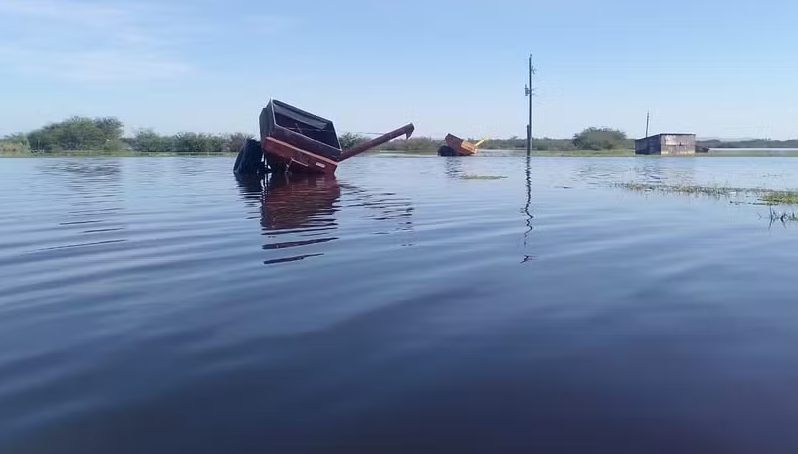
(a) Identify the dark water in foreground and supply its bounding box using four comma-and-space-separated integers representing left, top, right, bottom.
2, 156, 798, 454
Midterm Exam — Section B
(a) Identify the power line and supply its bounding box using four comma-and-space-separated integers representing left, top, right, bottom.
285, 127, 401, 137
340, 130, 400, 136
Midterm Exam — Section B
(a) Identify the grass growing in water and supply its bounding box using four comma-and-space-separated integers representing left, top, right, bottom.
616, 182, 798, 205
616, 182, 748, 197
766, 207, 798, 224
761, 192, 798, 205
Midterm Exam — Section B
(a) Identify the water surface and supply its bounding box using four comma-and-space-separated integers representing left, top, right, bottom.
2, 156, 798, 453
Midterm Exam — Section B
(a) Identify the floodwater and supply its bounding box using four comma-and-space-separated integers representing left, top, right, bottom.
2, 156, 798, 454
708, 148, 798, 157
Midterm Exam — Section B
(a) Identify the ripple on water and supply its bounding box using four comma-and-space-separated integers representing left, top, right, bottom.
2, 156, 798, 453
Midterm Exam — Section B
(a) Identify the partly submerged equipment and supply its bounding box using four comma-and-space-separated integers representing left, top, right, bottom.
242, 99, 414, 175
437, 134, 487, 156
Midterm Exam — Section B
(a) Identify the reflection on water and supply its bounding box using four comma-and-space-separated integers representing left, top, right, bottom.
31, 159, 128, 251
576, 159, 698, 188
443, 157, 464, 179
4, 157, 798, 453
521, 155, 534, 262
262, 175, 339, 264
38, 159, 122, 178
632, 160, 697, 185
236, 173, 415, 264
260, 174, 341, 232
346, 185, 415, 232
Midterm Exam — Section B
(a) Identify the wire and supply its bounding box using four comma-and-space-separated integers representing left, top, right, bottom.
282, 127, 392, 137
339, 130, 397, 136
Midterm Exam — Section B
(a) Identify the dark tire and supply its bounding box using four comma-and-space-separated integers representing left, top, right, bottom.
437, 145, 457, 156
265, 154, 285, 174
234, 139, 264, 175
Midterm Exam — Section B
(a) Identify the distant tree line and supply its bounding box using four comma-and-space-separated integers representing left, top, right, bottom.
477, 129, 633, 151
1, 132, 29, 153
338, 132, 370, 150
349, 127, 633, 151
128, 130, 250, 154
26, 116, 126, 152
695, 138, 798, 149
481, 137, 577, 151
2, 116, 252, 154
338, 134, 444, 152
3, 116, 797, 154
571, 127, 632, 150
342, 135, 581, 152
378, 137, 441, 151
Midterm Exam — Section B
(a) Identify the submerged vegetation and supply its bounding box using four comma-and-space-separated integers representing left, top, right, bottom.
760, 192, 798, 205
766, 207, 798, 224
617, 183, 748, 198
617, 182, 798, 206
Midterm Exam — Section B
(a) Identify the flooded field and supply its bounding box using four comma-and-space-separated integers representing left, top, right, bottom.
2, 156, 798, 453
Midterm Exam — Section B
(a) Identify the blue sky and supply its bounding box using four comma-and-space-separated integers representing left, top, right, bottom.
1, 0, 797, 139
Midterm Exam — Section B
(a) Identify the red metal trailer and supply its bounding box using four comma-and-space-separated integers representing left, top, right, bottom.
258, 99, 414, 175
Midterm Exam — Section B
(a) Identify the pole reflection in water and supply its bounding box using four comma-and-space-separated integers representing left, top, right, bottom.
522, 154, 534, 263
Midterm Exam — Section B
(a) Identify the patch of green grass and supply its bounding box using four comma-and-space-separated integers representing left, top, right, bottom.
761, 192, 798, 205
616, 182, 798, 206
459, 174, 507, 180
616, 182, 749, 197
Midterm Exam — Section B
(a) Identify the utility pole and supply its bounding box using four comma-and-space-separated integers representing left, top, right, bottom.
525, 54, 536, 156
645, 111, 650, 138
